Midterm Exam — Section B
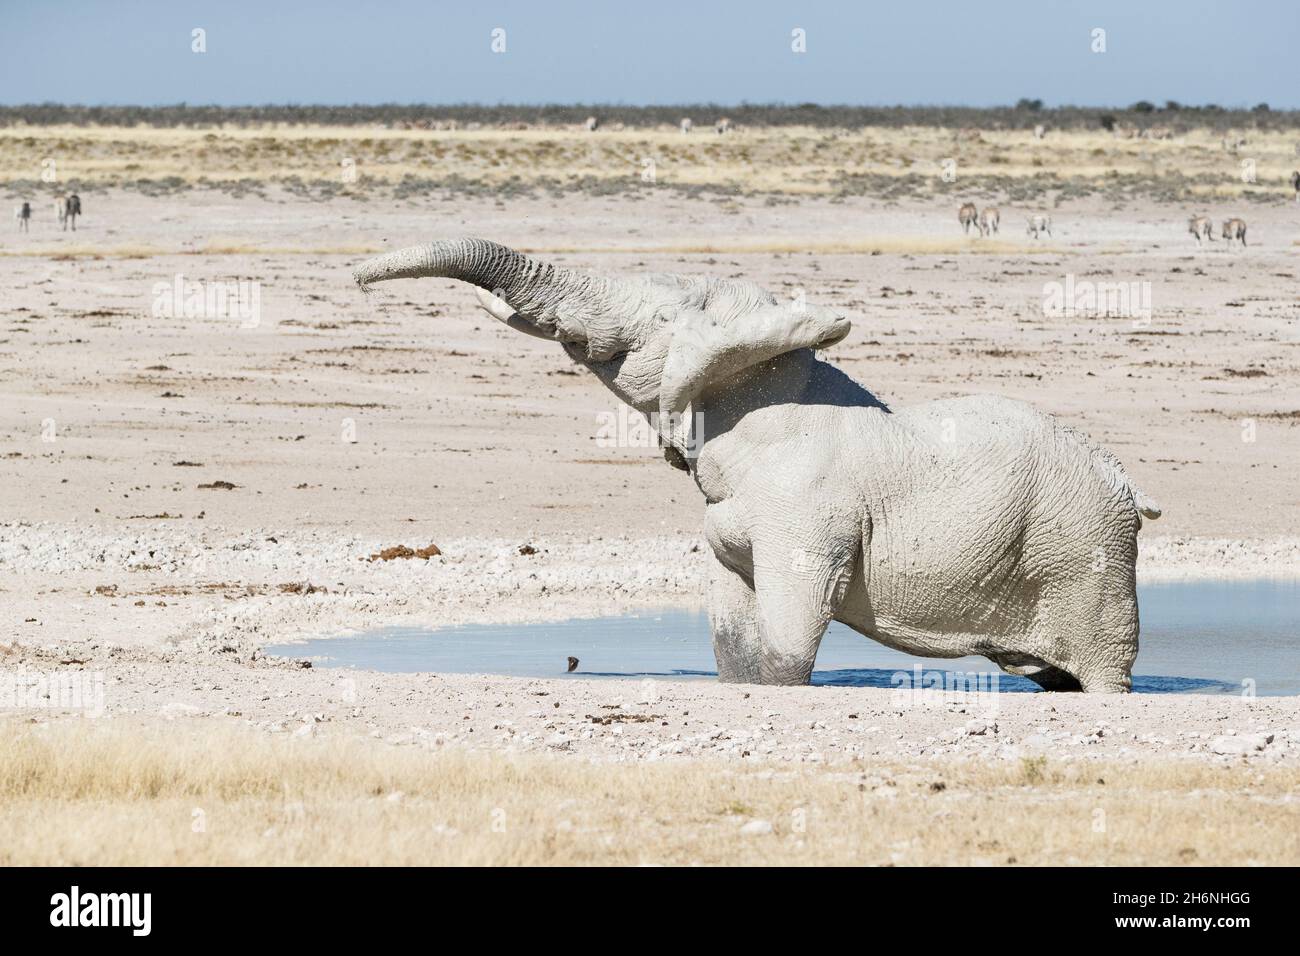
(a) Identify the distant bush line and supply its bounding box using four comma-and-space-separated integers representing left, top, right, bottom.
2, 103, 1297, 131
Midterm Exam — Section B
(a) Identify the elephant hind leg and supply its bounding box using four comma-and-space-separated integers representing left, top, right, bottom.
989, 654, 1084, 692
1024, 665, 1084, 692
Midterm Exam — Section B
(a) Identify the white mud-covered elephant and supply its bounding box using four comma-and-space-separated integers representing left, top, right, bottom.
354, 239, 1160, 692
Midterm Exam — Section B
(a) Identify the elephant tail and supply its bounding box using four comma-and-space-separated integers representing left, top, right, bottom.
1130, 487, 1162, 520
1094, 449, 1161, 521
1051, 420, 1162, 524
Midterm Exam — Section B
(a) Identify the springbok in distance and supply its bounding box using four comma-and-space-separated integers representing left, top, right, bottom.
585, 115, 599, 132
15, 201, 32, 232
715, 117, 731, 134
1291, 170, 1299, 201
978, 206, 1000, 237
1221, 218, 1247, 247
680, 117, 693, 134
1188, 215, 1215, 244
958, 202, 978, 235
1026, 214, 1052, 239
55, 193, 81, 231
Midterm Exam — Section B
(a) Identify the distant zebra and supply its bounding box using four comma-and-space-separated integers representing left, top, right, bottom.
680, 117, 693, 134
1026, 214, 1052, 239
1221, 218, 1247, 247
15, 201, 32, 232
585, 115, 599, 132
715, 117, 731, 135
1188, 215, 1214, 244
958, 202, 978, 235
55, 193, 81, 231
978, 206, 1000, 237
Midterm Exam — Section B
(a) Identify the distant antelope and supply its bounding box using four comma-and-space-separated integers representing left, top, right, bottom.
1188, 215, 1215, 244
1026, 214, 1052, 239
978, 206, 1000, 237
14, 201, 32, 232
55, 193, 81, 231
958, 202, 978, 235
585, 115, 599, 132
715, 117, 731, 135
1221, 218, 1247, 247
680, 117, 693, 134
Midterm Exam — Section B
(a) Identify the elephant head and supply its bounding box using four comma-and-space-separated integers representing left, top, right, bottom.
353, 239, 850, 466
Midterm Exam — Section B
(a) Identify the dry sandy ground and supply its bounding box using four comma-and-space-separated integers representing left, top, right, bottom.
1, 185, 1298, 864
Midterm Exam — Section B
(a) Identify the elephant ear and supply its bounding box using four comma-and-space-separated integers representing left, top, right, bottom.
657, 302, 851, 457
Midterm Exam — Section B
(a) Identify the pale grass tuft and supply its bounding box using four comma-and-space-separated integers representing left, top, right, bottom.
2, 719, 1298, 866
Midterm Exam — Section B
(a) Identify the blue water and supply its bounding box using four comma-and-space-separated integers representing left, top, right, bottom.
264, 579, 1300, 695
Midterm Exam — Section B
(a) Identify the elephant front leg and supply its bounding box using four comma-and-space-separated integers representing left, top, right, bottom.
706, 550, 761, 683
752, 538, 856, 686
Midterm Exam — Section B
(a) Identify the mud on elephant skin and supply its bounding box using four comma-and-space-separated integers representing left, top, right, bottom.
354, 238, 1161, 692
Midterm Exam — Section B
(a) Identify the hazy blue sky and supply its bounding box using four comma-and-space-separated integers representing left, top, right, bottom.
2, 0, 1294, 108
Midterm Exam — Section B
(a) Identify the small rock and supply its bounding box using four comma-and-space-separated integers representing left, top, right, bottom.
157, 702, 204, 719
739, 819, 773, 836
1211, 734, 1271, 755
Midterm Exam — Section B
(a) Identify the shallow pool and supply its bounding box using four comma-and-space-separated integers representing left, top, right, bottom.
264, 578, 1300, 695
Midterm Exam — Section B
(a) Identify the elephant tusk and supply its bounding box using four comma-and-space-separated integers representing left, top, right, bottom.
474, 288, 516, 323
473, 287, 555, 341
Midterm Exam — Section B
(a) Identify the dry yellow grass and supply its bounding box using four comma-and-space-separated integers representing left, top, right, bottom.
2, 124, 1293, 197
2, 719, 1297, 866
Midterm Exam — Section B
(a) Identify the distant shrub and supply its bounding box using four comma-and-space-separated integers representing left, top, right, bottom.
0, 102, 1294, 134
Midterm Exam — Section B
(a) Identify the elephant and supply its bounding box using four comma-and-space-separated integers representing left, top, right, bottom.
353, 239, 1161, 692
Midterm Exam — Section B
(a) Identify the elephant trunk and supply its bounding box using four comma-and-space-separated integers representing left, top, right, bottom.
353, 238, 616, 326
